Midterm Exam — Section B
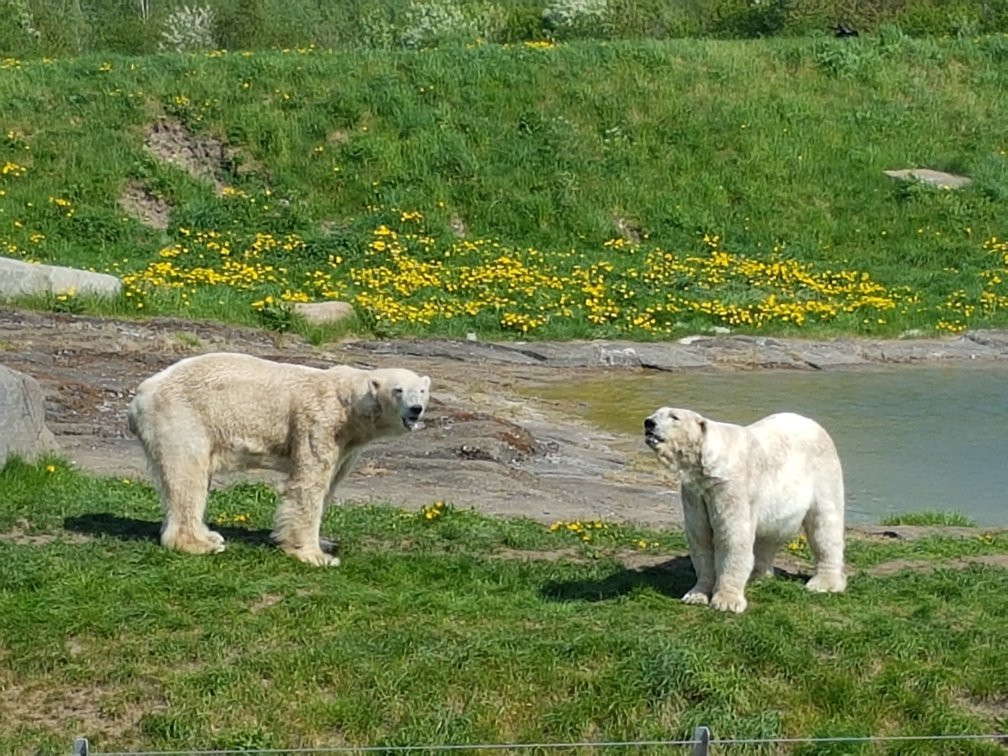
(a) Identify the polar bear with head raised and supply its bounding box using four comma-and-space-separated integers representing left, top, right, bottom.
128, 352, 431, 566
644, 407, 847, 613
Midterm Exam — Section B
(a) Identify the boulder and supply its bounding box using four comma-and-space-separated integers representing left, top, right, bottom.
0, 365, 58, 465
293, 300, 355, 325
883, 168, 972, 190
0, 257, 122, 299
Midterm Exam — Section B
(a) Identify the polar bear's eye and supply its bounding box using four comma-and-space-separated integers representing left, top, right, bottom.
668, 412, 678, 421
392, 387, 404, 397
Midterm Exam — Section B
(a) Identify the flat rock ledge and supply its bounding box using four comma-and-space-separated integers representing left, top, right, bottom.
345, 330, 1008, 371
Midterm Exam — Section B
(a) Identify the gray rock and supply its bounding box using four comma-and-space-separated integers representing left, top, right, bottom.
595, 345, 641, 367
348, 330, 1008, 371
883, 168, 972, 190
0, 257, 122, 299
292, 300, 355, 325
0, 364, 58, 464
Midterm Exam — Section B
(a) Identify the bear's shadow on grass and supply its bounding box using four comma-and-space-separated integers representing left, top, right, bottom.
540, 557, 808, 603
62, 513, 338, 552
541, 557, 696, 602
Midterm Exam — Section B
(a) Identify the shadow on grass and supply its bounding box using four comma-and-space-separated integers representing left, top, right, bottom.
541, 556, 696, 602
540, 557, 811, 603
63, 512, 275, 548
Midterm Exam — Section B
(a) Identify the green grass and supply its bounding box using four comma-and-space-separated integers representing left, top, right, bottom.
1, 456, 1007, 754
881, 511, 978, 527
2, 37, 1008, 341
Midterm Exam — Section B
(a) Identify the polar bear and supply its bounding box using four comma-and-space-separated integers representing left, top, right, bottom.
643, 407, 847, 613
127, 352, 431, 566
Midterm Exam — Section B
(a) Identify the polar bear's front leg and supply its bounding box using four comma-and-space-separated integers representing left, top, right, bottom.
681, 487, 715, 605
273, 468, 340, 567
708, 494, 755, 614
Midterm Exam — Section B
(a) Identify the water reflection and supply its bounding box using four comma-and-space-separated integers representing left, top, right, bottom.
537, 365, 1008, 526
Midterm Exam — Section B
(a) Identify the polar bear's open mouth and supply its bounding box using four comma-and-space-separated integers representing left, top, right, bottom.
403, 418, 425, 431
644, 430, 663, 448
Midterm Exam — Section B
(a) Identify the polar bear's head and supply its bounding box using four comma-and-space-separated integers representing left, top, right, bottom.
643, 407, 708, 472
368, 368, 432, 433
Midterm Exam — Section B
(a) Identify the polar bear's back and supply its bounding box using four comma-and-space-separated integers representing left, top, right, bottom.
128, 353, 360, 454
742, 412, 844, 532
134, 353, 317, 418
745, 411, 841, 474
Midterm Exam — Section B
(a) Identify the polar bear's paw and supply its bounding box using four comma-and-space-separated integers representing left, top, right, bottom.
285, 546, 341, 567
806, 571, 847, 593
710, 591, 748, 614
750, 565, 776, 582
206, 529, 226, 547
162, 527, 227, 555
682, 587, 711, 606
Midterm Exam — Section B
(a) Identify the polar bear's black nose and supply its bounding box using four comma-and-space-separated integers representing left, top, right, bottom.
644, 417, 656, 432
407, 404, 424, 420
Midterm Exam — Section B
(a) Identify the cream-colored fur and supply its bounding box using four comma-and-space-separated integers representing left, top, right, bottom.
644, 407, 846, 613
127, 352, 431, 566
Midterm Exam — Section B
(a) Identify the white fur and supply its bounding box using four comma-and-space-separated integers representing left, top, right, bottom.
644, 407, 847, 613
127, 352, 431, 566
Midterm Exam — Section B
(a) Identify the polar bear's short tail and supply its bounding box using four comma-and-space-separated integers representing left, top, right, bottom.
126, 393, 144, 439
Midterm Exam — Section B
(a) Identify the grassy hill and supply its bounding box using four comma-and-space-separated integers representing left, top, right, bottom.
2, 35, 1008, 339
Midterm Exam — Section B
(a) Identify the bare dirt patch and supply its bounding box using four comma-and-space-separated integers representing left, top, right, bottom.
143, 118, 250, 194
0, 520, 90, 546
117, 180, 172, 231
0, 676, 165, 748
867, 553, 1008, 577
249, 593, 285, 614
852, 524, 1000, 541
956, 693, 1008, 722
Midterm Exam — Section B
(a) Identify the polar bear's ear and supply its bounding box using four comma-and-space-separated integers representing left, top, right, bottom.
369, 378, 381, 396
421, 375, 431, 391
699, 418, 708, 434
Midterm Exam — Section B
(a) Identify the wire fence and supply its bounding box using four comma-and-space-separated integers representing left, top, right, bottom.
71, 728, 1008, 756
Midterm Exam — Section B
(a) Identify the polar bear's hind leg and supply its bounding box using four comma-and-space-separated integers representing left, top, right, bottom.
751, 536, 787, 581
154, 437, 225, 555
802, 490, 847, 593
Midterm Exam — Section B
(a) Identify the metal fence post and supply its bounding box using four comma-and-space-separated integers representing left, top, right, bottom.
691, 725, 711, 756
72, 737, 89, 756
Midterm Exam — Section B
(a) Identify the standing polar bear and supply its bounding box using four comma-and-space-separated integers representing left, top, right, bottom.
644, 407, 847, 613
128, 352, 431, 567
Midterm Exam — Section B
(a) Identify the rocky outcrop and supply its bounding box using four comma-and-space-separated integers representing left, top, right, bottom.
293, 301, 355, 325
0, 364, 58, 464
0, 257, 122, 300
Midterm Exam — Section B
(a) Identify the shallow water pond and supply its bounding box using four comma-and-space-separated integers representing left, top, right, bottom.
536, 364, 1008, 526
